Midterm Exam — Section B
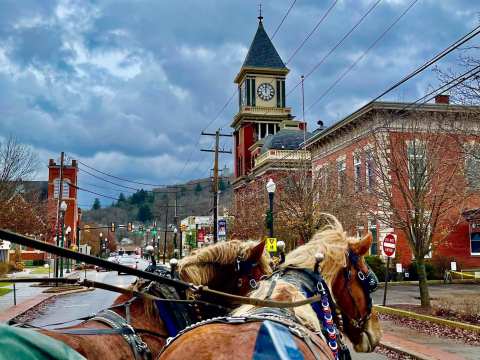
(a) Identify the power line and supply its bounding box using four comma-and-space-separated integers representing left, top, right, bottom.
306, 0, 419, 112
271, 0, 297, 40
79, 167, 144, 192
69, 183, 119, 201
77, 160, 169, 187
287, 0, 383, 95
241, 24, 480, 198
285, 0, 339, 65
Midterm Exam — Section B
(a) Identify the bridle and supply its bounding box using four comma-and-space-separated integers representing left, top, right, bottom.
338, 250, 378, 331
235, 255, 261, 290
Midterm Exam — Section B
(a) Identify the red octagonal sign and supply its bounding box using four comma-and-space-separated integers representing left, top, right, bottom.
382, 233, 397, 258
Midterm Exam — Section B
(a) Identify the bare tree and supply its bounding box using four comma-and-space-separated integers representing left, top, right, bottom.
361, 110, 470, 307
0, 135, 39, 201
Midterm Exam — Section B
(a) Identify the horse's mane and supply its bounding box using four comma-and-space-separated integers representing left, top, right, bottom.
281, 214, 352, 288
232, 214, 360, 331
178, 240, 271, 285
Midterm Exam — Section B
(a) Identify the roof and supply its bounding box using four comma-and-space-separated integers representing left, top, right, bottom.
242, 20, 286, 70
261, 129, 311, 154
304, 101, 480, 148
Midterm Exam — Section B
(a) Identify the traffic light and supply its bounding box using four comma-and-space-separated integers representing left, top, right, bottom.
110, 222, 116, 232
127, 222, 133, 232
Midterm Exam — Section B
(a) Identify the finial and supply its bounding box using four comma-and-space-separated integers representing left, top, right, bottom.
258, 3, 263, 22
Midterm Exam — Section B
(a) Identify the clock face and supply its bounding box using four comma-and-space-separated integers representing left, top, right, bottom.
257, 83, 275, 101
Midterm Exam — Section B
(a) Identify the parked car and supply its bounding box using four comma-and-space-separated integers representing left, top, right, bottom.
117, 256, 138, 275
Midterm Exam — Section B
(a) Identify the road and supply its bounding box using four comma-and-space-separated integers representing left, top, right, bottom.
28, 258, 149, 329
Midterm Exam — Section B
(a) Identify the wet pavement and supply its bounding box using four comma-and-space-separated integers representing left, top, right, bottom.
29, 259, 148, 328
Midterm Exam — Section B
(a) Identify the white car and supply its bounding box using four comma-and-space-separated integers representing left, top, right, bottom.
117, 256, 138, 275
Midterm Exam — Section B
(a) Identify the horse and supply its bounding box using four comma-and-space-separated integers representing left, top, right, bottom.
158, 215, 382, 360
2, 240, 271, 360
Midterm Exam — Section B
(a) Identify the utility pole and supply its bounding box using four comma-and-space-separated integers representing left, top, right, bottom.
201, 129, 232, 243
54, 152, 64, 280
163, 206, 169, 264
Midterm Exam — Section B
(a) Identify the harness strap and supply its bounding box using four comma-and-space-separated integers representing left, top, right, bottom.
93, 310, 151, 360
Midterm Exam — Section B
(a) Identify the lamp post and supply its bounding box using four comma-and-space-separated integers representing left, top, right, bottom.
65, 226, 71, 273
99, 232, 103, 258
59, 200, 67, 278
266, 179, 276, 238
173, 227, 178, 258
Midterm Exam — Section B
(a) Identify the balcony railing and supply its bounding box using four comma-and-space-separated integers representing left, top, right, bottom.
240, 106, 291, 116
254, 149, 310, 168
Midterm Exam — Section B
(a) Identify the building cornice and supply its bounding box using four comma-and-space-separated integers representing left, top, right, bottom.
305, 101, 480, 149
234, 66, 289, 84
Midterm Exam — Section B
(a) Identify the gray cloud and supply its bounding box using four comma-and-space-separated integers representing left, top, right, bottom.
0, 0, 478, 206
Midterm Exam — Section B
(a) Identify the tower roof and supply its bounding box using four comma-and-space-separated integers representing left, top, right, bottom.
242, 20, 286, 69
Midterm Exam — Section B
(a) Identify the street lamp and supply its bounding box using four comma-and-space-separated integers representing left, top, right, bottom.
59, 201, 67, 278
266, 179, 276, 238
99, 232, 103, 258
65, 226, 72, 273
173, 227, 179, 258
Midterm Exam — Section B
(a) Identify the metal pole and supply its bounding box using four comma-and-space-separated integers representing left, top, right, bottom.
163, 206, 169, 264
13, 282, 16, 306
213, 130, 219, 243
382, 256, 390, 306
55, 152, 65, 280
268, 192, 274, 238
59, 214, 65, 278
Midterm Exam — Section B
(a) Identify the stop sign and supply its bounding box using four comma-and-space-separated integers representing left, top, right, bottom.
382, 233, 397, 258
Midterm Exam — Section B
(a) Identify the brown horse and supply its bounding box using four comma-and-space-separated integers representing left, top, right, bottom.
159, 215, 382, 360
7, 240, 271, 360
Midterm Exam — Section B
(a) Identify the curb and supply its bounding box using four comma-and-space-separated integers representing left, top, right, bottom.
379, 341, 430, 360
377, 279, 480, 287
374, 305, 480, 334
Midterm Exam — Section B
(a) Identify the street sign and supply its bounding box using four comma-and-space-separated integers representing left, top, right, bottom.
218, 219, 227, 237
382, 233, 397, 258
265, 237, 277, 252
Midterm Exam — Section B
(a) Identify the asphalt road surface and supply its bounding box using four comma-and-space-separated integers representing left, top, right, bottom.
29, 259, 148, 329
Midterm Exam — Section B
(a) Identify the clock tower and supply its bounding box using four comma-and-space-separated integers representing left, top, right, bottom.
231, 15, 293, 185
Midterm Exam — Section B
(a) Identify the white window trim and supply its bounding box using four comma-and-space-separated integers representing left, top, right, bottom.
406, 139, 427, 190
354, 154, 362, 192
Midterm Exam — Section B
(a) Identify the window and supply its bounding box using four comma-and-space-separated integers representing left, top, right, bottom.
365, 149, 375, 191
354, 154, 362, 192
53, 179, 70, 199
470, 221, 480, 255
337, 159, 346, 191
465, 143, 480, 190
407, 140, 427, 189
256, 123, 277, 140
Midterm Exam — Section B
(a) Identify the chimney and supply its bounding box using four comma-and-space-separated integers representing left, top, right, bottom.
435, 94, 449, 104
317, 120, 326, 130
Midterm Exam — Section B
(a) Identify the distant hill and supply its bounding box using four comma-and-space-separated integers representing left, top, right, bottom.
82, 176, 233, 232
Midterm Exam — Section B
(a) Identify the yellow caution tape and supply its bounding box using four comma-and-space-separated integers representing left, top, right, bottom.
450, 271, 477, 278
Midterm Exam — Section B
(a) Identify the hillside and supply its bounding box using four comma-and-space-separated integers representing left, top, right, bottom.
82, 176, 233, 232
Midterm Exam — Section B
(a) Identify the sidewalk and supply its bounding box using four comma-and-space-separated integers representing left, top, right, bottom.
380, 319, 479, 360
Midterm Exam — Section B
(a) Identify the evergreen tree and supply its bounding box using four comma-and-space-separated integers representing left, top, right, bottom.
137, 204, 153, 222
219, 179, 226, 191
92, 198, 101, 210
118, 193, 126, 204
195, 183, 202, 194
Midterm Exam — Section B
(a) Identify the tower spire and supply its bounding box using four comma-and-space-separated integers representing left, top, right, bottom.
258, 3, 263, 22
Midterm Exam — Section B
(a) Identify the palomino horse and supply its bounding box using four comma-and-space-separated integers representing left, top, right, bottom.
3, 240, 271, 360
159, 216, 382, 360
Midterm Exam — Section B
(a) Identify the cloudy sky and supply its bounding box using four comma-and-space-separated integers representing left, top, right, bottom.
0, 0, 478, 207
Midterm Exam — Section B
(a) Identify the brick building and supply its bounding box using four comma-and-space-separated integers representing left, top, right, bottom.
47, 159, 80, 250
305, 98, 480, 269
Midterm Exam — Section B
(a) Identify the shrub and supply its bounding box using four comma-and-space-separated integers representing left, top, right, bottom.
407, 260, 441, 280
365, 255, 386, 282
32, 259, 45, 266
9, 261, 24, 272
0, 262, 8, 275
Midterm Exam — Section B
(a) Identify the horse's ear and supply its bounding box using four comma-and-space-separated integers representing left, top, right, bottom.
249, 240, 266, 261
350, 232, 372, 256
